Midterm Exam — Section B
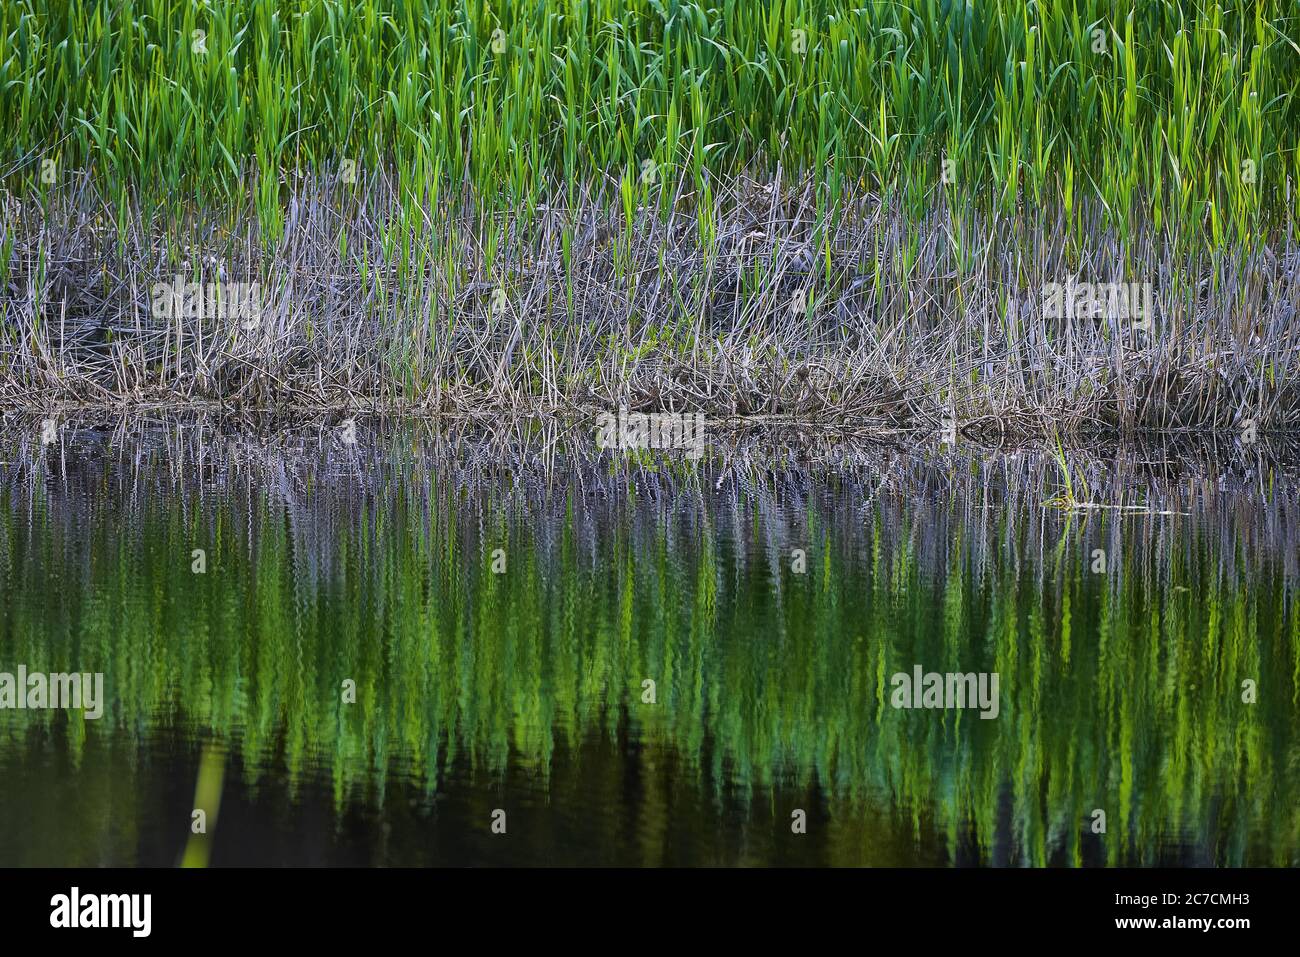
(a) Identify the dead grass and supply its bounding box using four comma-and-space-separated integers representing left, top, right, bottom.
2, 170, 1297, 439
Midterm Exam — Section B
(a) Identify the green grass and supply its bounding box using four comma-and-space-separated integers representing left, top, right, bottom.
1, 0, 1297, 245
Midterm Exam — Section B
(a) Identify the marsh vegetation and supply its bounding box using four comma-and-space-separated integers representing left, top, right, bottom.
1, 1, 1296, 434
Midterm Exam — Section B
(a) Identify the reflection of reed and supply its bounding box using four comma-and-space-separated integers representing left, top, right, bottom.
1, 419, 1297, 865
181, 743, 226, 868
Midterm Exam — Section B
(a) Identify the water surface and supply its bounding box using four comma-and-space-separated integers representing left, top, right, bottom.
1, 421, 1297, 866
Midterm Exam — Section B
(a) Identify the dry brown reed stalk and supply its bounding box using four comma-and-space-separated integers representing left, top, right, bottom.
2, 171, 1296, 439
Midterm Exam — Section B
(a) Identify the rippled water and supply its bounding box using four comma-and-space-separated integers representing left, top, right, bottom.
1, 420, 1297, 866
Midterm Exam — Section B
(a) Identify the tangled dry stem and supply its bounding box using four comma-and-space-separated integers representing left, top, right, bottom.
2, 169, 1297, 439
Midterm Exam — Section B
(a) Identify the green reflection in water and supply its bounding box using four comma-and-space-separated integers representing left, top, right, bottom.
0, 427, 1297, 865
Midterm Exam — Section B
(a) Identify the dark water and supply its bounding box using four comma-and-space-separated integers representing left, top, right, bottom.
1, 420, 1297, 866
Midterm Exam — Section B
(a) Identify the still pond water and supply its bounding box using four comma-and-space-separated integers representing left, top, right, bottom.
1, 420, 1297, 866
